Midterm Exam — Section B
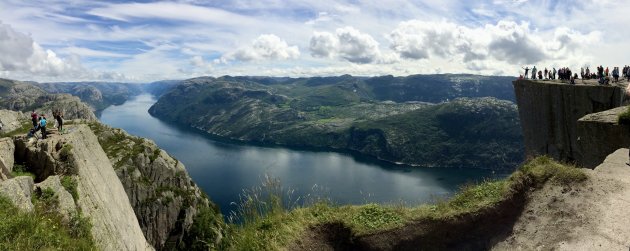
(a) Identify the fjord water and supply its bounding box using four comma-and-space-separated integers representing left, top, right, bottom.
100, 94, 502, 214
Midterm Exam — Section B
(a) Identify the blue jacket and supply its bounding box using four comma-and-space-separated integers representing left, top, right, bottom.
40, 118, 47, 127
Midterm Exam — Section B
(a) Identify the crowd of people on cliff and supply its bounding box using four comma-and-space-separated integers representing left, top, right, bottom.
28, 110, 64, 139
520, 65, 630, 85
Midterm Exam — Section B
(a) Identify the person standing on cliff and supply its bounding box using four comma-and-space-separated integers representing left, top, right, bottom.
55, 110, 64, 134
544, 68, 548, 80
31, 110, 38, 128
553, 67, 557, 80
522, 66, 530, 79
39, 114, 47, 139
532, 66, 537, 79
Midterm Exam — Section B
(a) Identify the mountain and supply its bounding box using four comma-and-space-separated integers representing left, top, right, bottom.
0, 78, 96, 120
150, 75, 523, 169
34, 82, 143, 112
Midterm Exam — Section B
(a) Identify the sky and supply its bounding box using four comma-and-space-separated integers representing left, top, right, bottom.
0, 0, 626, 82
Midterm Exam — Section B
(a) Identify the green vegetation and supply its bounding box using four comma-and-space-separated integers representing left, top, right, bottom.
61, 176, 79, 203
11, 163, 35, 179
0, 192, 95, 250
150, 76, 523, 169
618, 106, 630, 125
60, 143, 74, 161
0, 121, 32, 138
221, 156, 586, 250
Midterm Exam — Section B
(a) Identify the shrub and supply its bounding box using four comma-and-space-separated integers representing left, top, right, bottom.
619, 106, 630, 125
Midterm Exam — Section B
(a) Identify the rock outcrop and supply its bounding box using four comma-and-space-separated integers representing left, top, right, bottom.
0, 138, 15, 180
89, 122, 221, 250
15, 124, 153, 250
512, 80, 624, 164
34, 175, 78, 221
576, 106, 630, 168
0, 176, 34, 212
0, 109, 26, 132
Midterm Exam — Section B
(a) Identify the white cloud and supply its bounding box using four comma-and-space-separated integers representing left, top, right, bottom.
87, 2, 258, 26
309, 27, 383, 64
222, 34, 300, 62
58, 46, 130, 58
0, 21, 85, 76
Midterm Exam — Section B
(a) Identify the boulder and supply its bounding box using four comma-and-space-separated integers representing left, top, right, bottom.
35, 175, 77, 221
0, 176, 34, 212
0, 109, 26, 132
0, 137, 15, 173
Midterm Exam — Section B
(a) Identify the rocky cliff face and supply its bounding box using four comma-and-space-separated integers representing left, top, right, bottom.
13, 125, 153, 250
512, 80, 624, 164
576, 106, 630, 168
88, 122, 224, 250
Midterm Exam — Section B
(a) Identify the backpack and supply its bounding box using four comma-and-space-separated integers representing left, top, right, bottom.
40, 118, 47, 127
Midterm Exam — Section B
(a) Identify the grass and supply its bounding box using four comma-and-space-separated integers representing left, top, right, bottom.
618, 106, 630, 125
0, 120, 32, 138
0, 191, 95, 250
61, 175, 79, 203
11, 163, 35, 179
222, 156, 587, 250
60, 143, 73, 162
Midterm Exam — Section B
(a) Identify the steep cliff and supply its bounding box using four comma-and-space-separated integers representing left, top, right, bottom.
13, 124, 153, 250
512, 80, 624, 164
88, 122, 225, 250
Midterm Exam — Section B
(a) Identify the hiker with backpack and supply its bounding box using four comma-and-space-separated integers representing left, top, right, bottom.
39, 115, 47, 139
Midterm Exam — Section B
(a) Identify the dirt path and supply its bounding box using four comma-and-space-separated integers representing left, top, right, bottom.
493, 148, 630, 250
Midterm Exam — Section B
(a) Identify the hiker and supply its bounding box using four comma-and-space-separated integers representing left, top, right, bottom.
605, 67, 609, 77
613, 67, 620, 83
570, 74, 576, 85
544, 68, 548, 80
538, 70, 543, 80
55, 110, 64, 134
552, 67, 557, 80
39, 115, 47, 139
31, 110, 38, 128
585, 67, 590, 79
522, 66, 530, 79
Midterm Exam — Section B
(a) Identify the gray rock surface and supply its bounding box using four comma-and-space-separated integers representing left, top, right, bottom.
0, 176, 34, 212
63, 125, 153, 250
14, 124, 153, 250
0, 109, 26, 132
513, 80, 624, 163
91, 123, 213, 250
577, 106, 630, 168
0, 138, 15, 172
35, 175, 77, 221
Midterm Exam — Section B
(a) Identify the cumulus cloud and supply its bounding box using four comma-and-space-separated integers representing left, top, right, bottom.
222, 34, 300, 62
0, 21, 86, 77
387, 19, 599, 67
309, 27, 383, 64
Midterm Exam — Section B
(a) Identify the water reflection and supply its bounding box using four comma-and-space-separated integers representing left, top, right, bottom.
100, 94, 504, 214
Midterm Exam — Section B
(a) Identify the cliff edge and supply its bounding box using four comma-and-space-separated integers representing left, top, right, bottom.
512, 80, 624, 165
13, 124, 153, 250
